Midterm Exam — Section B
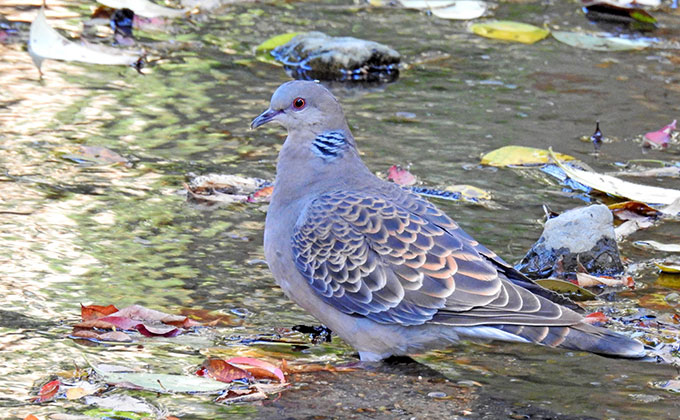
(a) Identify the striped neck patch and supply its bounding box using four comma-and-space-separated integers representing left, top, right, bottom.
311, 131, 348, 161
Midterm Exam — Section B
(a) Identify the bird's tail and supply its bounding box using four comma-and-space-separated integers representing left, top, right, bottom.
493, 323, 646, 358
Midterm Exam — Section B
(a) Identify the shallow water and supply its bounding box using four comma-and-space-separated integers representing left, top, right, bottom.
1, 0, 680, 419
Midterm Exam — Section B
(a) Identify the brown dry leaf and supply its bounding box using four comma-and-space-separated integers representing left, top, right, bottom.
196, 358, 252, 383
215, 387, 267, 404
65, 387, 91, 400
177, 308, 237, 327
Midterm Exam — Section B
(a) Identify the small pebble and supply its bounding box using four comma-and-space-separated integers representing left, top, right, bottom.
427, 391, 447, 398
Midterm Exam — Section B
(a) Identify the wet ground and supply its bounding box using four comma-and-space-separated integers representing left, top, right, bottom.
1, 0, 680, 419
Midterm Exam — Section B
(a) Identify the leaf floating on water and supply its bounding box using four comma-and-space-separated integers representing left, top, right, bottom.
81, 303, 119, 321
534, 278, 598, 301
575, 273, 633, 288
470, 21, 550, 44
444, 184, 491, 201
93, 367, 231, 394
387, 165, 417, 186
582, 1, 657, 25
583, 311, 609, 325
32, 379, 61, 403
634, 240, 680, 253
643, 119, 676, 149
97, 0, 189, 18
255, 32, 302, 53
430, 1, 486, 20
28, 7, 142, 72
549, 148, 680, 205
551, 31, 651, 51
481, 145, 575, 167
655, 261, 680, 274
225, 357, 286, 384
398, 0, 440, 10
196, 358, 252, 383
84, 394, 159, 415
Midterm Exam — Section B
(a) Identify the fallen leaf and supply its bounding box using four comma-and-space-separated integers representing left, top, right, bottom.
614, 218, 655, 241
470, 21, 550, 44
552, 31, 651, 51
177, 308, 237, 327
481, 145, 574, 167
111, 304, 201, 327
135, 323, 180, 337
93, 366, 230, 394
255, 32, 302, 53
583, 311, 609, 325
215, 387, 268, 404
608, 201, 662, 220
656, 273, 680, 289
281, 360, 358, 374
71, 329, 133, 342
65, 387, 90, 400
638, 293, 675, 311
84, 394, 159, 414
33, 379, 61, 403
634, 240, 680, 253
387, 165, 416, 186
444, 184, 491, 201
643, 120, 676, 148
81, 304, 119, 321
430, 1, 486, 20
226, 357, 286, 384
24, 415, 39, 420
534, 278, 597, 301
96, 0, 188, 18
575, 273, 633, 288
655, 261, 680, 274
28, 7, 142, 72
582, 1, 657, 25
196, 358, 252, 383
549, 148, 680, 205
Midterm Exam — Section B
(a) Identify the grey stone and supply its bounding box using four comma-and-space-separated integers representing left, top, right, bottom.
516, 204, 624, 279
271, 32, 400, 83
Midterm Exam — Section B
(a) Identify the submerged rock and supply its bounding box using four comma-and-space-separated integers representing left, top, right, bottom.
516, 204, 624, 279
271, 32, 400, 83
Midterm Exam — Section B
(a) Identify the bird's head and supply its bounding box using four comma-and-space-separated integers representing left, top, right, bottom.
251, 81, 347, 136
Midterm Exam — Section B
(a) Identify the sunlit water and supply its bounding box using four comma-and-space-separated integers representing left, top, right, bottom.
1, 0, 680, 419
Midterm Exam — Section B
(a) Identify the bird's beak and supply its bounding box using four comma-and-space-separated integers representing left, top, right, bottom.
251, 108, 280, 129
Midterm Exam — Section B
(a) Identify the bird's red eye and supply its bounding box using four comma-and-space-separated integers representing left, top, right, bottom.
293, 97, 305, 110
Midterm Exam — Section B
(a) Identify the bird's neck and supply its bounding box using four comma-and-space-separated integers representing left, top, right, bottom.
271, 129, 371, 207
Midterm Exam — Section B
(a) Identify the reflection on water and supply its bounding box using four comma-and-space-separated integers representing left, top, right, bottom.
1, 0, 679, 418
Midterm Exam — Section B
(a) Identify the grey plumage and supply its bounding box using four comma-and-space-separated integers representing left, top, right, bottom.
252, 80, 645, 361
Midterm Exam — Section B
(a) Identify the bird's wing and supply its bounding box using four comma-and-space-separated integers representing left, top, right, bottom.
291, 189, 582, 327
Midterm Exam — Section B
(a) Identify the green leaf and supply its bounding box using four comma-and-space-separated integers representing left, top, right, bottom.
470, 21, 549, 44
552, 31, 651, 51
255, 32, 302, 53
481, 145, 575, 167
534, 279, 598, 301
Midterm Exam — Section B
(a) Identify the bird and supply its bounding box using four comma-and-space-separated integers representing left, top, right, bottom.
251, 80, 645, 362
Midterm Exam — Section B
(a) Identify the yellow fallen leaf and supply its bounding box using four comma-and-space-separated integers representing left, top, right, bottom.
470, 21, 550, 44
481, 145, 574, 167
444, 184, 492, 201
655, 261, 680, 274
255, 32, 302, 53
549, 148, 680, 205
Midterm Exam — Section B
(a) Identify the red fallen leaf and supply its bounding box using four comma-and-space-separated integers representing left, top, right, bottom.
226, 357, 286, 384
33, 380, 60, 403
643, 119, 676, 148
247, 185, 274, 203
583, 311, 608, 325
24, 415, 39, 420
163, 317, 201, 328
81, 304, 119, 321
135, 323, 180, 337
197, 358, 252, 383
387, 165, 416, 186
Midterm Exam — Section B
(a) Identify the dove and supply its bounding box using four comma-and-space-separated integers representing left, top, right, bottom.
251, 80, 645, 362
